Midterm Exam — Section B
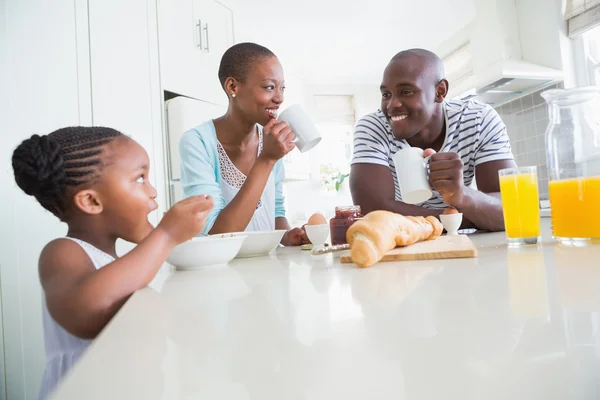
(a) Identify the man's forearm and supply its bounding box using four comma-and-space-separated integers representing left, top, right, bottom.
358, 195, 498, 232
455, 188, 505, 231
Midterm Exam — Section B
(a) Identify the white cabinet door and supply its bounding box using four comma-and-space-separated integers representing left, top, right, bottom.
159, 0, 233, 106
0, 0, 91, 399
88, 0, 165, 225
192, 0, 234, 105
87, 0, 171, 283
158, 0, 205, 100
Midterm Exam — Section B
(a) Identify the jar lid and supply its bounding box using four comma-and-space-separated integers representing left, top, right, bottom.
335, 205, 361, 212
335, 206, 360, 213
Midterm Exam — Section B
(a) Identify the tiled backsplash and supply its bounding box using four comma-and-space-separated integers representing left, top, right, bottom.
494, 83, 563, 199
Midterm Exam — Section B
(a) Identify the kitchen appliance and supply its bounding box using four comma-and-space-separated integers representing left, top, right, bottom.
440, 0, 564, 106
165, 96, 225, 206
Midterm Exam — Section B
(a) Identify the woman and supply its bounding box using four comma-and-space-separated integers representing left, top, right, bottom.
179, 42, 307, 246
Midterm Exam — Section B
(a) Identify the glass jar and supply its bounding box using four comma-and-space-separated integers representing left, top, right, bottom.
542, 87, 600, 245
329, 206, 362, 245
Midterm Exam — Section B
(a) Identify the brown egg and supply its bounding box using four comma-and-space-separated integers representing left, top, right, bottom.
443, 208, 459, 215
307, 213, 327, 225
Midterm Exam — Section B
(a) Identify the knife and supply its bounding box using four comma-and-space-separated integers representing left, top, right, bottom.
311, 243, 350, 255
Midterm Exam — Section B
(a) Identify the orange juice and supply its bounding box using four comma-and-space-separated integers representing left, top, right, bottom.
499, 173, 541, 238
548, 177, 600, 239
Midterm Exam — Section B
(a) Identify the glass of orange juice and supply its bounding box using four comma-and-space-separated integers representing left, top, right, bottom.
548, 176, 600, 245
499, 166, 541, 246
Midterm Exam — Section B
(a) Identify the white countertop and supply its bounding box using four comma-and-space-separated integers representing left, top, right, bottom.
52, 220, 600, 399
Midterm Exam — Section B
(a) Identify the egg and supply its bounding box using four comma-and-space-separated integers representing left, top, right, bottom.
442, 208, 459, 215
307, 213, 327, 226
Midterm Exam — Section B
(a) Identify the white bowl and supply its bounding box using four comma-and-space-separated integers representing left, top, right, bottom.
305, 224, 330, 245
167, 235, 247, 270
231, 230, 286, 258
440, 213, 463, 236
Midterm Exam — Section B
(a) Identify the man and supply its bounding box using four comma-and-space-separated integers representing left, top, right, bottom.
350, 49, 516, 231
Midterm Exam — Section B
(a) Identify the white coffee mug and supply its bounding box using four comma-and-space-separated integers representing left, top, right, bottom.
392, 147, 433, 204
278, 104, 322, 153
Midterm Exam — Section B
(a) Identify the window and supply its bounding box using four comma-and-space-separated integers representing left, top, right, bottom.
313, 95, 355, 191
582, 26, 600, 85
283, 95, 355, 191
315, 122, 354, 191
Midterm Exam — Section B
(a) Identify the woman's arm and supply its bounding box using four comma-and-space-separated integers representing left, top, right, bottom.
208, 120, 296, 234
179, 130, 226, 234
277, 217, 309, 246
209, 157, 277, 233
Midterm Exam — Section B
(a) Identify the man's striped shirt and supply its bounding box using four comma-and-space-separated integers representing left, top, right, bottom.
351, 99, 514, 210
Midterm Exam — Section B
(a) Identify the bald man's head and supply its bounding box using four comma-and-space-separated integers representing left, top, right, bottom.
390, 49, 445, 85
379, 48, 449, 140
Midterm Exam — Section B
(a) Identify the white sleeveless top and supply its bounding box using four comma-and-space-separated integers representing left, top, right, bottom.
38, 237, 115, 400
217, 129, 275, 231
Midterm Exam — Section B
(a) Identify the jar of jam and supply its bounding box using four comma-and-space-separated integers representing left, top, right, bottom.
330, 206, 362, 245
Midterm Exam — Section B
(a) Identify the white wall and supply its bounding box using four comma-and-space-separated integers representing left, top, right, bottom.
218, 0, 476, 86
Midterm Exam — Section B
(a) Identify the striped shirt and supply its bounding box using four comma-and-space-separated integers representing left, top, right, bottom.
352, 99, 514, 210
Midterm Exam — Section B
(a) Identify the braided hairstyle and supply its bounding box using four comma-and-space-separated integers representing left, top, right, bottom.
218, 42, 276, 90
11, 126, 124, 221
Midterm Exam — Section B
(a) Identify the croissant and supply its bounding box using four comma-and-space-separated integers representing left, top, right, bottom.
346, 210, 443, 268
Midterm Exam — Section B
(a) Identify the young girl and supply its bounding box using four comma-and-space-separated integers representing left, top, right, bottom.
179, 42, 309, 246
11, 126, 213, 399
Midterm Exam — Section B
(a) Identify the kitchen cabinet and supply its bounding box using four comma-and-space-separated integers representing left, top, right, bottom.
158, 0, 234, 106
0, 1, 91, 398
87, 0, 166, 223
87, 0, 172, 265
165, 96, 226, 205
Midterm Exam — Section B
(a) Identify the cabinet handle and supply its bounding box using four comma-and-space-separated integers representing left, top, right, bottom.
203, 22, 209, 53
196, 19, 203, 49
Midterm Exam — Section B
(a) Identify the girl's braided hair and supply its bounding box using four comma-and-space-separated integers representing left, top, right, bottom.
12, 126, 124, 220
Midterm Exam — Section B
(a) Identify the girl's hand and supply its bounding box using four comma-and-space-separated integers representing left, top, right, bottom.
157, 195, 214, 246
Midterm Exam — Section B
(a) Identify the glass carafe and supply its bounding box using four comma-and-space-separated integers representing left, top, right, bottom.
541, 87, 600, 245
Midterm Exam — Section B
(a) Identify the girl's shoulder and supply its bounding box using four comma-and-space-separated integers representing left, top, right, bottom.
38, 238, 97, 288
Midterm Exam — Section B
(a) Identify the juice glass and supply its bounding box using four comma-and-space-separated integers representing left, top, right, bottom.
499, 166, 541, 246
548, 177, 600, 244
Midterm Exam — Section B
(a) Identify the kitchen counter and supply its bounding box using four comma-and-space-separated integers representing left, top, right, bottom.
52, 220, 600, 399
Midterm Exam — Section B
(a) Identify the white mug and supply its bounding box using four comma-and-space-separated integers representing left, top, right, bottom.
392, 147, 433, 204
278, 104, 322, 153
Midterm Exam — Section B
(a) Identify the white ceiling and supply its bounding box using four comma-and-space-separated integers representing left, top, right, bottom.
222, 0, 476, 86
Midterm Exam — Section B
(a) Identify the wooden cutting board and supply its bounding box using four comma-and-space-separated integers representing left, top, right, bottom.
340, 234, 477, 264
